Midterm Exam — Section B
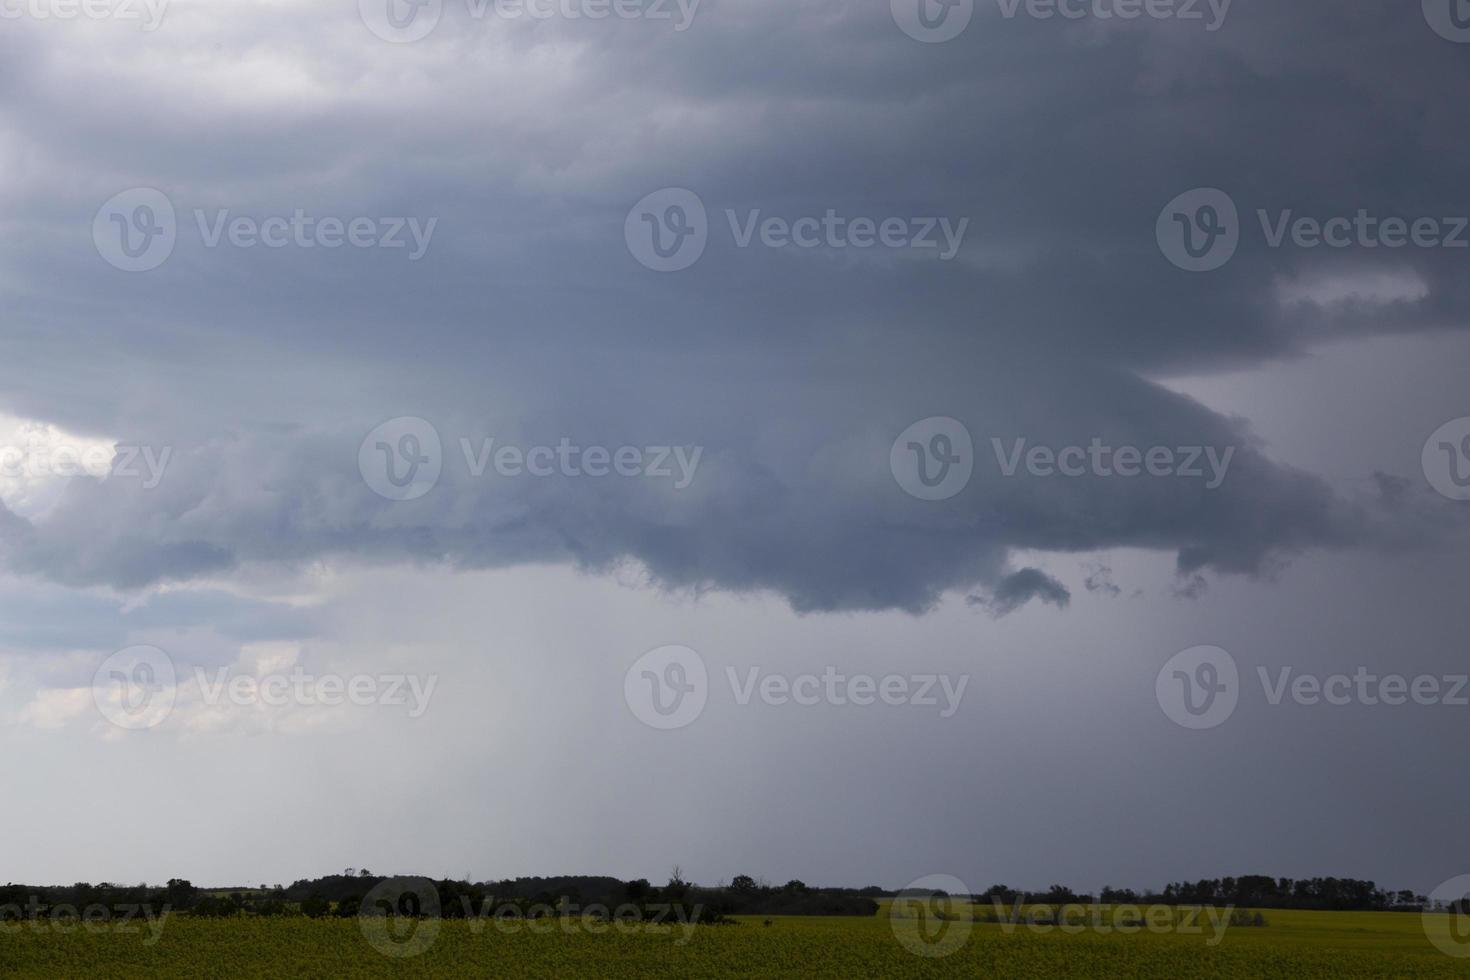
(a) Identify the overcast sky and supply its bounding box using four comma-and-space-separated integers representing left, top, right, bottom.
1, 0, 1468, 896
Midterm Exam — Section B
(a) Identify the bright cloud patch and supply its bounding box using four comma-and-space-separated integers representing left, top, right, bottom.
0, 415, 116, 519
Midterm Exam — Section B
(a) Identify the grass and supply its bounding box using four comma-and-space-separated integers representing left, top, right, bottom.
2, 905, 1468, 977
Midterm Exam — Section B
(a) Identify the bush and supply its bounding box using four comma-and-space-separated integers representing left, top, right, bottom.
1228, 909, 1268, 927
191, 896, 239, 919
300, 895, 331, 918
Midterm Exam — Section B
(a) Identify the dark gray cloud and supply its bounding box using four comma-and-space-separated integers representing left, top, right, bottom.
968, 567, 1071, 617
0, 0, 1464, 615
1082, 561, 1122, 598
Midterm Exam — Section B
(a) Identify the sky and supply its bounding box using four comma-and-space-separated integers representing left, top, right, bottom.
1, 0, 1469, 896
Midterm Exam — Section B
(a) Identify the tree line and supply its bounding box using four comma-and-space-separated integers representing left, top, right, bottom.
975, 876, 1432, 912
1, 872, 1453, 920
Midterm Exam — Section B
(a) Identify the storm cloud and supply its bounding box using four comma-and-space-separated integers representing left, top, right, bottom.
0, 0, 1466, 614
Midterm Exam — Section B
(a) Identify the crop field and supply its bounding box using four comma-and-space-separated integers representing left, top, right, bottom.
3, 904, 1470, 978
